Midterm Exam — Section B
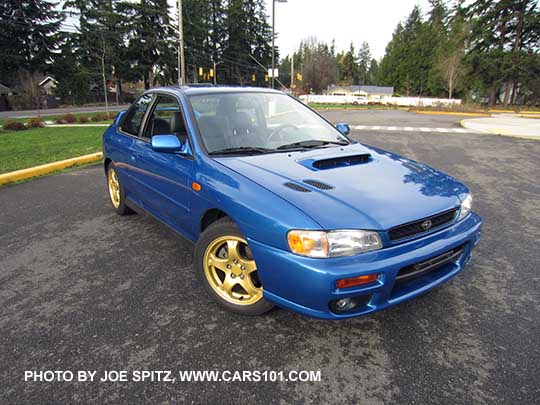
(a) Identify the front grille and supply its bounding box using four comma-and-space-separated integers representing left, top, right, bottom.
388, 208, 458, 241
394, 244, 466, 285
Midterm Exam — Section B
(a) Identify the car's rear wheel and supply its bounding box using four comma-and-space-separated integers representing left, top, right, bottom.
194, 218, 274, 315
107, 164, 132, 215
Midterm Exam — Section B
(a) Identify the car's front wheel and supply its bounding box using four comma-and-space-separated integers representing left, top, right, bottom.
194, 218, 274, 315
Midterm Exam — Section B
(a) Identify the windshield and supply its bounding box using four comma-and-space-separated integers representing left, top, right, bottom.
188, 92, 350, 154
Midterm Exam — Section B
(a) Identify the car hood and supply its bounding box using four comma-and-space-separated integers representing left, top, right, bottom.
214, 143, 467, 230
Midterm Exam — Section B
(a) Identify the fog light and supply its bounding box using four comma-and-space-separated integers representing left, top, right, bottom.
330, 295, 371, 313
336, 298, 353, 311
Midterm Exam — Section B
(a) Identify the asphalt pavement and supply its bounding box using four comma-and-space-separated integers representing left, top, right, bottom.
1, 111, 539, 403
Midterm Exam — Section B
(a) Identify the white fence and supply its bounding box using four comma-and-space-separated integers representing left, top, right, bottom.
299, 94, 461, 107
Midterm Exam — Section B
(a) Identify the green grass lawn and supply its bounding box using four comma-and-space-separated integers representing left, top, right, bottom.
0, 126, 104, 174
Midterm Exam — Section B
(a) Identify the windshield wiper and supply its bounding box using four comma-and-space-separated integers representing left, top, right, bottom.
276, 140, 349, 150
209, 146, 274, 156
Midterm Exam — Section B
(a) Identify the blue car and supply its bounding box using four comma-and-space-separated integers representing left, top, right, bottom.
102, 86, 482, 319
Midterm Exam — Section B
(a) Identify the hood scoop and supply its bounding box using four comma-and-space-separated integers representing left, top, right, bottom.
299, 153, 372, 171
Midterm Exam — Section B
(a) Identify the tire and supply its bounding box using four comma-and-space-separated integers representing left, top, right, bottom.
194, 217, 274, 316
106, 163, 133, 215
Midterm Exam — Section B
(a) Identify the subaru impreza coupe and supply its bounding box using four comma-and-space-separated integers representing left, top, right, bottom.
102, 86, 482, 319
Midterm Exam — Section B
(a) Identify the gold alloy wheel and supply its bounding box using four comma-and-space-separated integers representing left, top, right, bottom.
107, 167, 121, 209
203, 235, 262, 305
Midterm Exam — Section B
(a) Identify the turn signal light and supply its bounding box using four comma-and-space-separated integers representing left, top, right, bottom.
336, 274, 378, 289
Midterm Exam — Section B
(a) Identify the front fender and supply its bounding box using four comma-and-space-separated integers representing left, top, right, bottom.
191, 157, 321, 251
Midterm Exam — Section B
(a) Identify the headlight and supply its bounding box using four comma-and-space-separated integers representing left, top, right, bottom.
458, 194, 473, 221
287, 229, 382, 258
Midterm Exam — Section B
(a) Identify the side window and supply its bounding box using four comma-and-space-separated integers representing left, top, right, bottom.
121, 93, 153, 136
144, 95, 188, 142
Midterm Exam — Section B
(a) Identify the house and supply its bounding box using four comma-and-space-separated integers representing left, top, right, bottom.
325, 85, 394, 101
0, 83, 13, 96
38, 76, 58, 95
0, 83, 13, 111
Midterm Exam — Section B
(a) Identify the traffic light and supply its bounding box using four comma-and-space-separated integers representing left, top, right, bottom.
296, 73, 302, 81
252, 74, 256, 82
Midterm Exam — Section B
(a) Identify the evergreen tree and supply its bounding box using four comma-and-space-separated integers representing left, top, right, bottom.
117, 0, 175, 89
357, 42, 371, 85
338, 42, 358, 85
378, 6, 425, 95
0, 0, 64, 86
466, 0, 540, 105
64, 0, 131, 101
222, 0, 272, 85
53, 35, 92, 104
367, 58, 379, 85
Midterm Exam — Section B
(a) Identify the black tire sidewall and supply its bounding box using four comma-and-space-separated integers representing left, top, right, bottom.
194, 218, 274, 316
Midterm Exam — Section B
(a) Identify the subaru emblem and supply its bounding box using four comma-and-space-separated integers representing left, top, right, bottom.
421, 220, 432, 230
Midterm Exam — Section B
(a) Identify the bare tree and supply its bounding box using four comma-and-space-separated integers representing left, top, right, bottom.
437, 48, 464, 99
301, 37, 337, 93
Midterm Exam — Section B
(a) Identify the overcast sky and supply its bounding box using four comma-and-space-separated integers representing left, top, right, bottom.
66, 0, 437, 61
264, 0, 434, 60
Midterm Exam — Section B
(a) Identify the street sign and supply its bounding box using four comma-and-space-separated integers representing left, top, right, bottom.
268, 68, 279, 78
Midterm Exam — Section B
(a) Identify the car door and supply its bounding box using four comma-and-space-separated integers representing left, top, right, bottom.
112, 93, 154, 198
127, 93, 195, 232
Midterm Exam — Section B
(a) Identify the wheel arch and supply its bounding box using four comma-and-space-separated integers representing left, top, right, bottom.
104, 157, 112, 173
200, 208, 229, 233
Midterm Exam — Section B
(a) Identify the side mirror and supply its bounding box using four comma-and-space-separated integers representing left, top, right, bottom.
336, 123, 351, 136
151, 134, 184, 153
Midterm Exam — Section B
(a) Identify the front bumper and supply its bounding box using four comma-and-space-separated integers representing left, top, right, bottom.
248, 212, 482, 319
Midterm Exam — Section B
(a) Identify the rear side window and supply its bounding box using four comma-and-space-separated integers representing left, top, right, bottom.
143, 95, 186, 139
121, 94, 153, 136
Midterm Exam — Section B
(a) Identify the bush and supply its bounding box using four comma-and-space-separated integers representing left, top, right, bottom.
3, 120, 26, 131
91, 113, 108, 122
28, 118, 45, 128
78, 115, 89, 123
62, 113, 77, 123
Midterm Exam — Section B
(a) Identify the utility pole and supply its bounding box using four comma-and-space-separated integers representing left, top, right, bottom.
213, 60, 217, 85
178, 0, 185, 85
290, 56, 294, 89
271, 0, 275, 89
271, 0, 287, 89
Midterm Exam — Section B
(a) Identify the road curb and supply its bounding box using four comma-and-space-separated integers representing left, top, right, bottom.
410, 110, 491, 117
0, 152, 103, 186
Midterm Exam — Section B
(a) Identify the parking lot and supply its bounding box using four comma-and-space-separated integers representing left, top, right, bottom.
1, 110, 539, 403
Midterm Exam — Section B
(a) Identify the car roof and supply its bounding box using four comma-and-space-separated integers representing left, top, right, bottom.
146, 85, 283, 97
